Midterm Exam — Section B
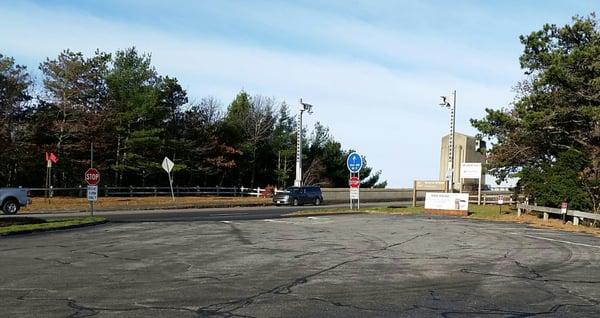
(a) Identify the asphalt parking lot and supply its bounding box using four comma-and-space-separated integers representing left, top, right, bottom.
2, 213, 600, 317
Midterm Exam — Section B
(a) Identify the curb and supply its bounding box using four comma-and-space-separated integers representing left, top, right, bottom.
0, 219, 109, 237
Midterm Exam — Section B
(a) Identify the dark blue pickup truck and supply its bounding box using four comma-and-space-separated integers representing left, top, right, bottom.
0, 188, 32, 214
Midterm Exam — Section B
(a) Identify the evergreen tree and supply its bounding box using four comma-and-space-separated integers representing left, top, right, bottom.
472, 15, 600, 211
0, 53, 33, 186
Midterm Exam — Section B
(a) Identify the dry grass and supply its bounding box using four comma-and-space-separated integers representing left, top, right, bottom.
478, 212, 600, 237
21, 196, 271, 213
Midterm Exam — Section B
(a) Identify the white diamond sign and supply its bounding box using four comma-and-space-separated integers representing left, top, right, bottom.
162, 157, 174, 173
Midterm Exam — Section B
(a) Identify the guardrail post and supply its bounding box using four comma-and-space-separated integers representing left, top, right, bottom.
543, 212, 549, 222
78, 185, 83, 197
216, 185, 220, 196
153, 186, 157, 197
233, 186, 237, 197
573, 217, 579, 226
256, 187, 261, 198
517, 206, 522, 217
129, 185, 133, 197
196, 186, 200, 196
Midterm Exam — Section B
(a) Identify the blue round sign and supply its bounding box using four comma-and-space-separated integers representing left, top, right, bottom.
347, 152, 363, 173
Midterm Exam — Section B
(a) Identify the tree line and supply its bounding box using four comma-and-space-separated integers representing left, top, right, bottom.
472, 15, 600, 212
0, 48, 387, 189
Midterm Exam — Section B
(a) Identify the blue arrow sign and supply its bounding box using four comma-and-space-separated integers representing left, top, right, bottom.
347, 152, 363, 173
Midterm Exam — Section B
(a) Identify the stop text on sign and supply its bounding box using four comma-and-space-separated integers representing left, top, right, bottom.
85, 168, 100, 185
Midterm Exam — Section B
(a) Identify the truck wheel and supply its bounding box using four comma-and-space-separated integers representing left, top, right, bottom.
2, 199, 19, 215
314, 198, 321, 206
293, 198, 299, 206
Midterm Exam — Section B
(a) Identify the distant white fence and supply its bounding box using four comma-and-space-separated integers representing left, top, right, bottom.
30, 186, 268, 198
517, 203, 600, 226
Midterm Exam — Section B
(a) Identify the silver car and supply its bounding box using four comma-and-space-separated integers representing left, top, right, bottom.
0, 188, 32, 214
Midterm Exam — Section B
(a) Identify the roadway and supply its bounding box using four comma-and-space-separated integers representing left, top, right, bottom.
14, 201, 407, 222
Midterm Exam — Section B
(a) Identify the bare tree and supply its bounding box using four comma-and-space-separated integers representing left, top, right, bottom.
243, 95, 276, 187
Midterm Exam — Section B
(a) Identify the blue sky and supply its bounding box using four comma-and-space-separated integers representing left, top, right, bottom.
1, 0, 597, 187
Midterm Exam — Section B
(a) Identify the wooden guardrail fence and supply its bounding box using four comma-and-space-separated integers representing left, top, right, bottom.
517, 203, 600, 226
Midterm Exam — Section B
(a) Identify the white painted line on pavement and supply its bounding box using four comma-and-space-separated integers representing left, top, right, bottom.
211, 213, 248, 217
221, 221, 231, 224
521, 234, 600, 249
264, 219, 291, 223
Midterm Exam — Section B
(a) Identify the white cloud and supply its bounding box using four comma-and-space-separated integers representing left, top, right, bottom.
0, 2, 522, 187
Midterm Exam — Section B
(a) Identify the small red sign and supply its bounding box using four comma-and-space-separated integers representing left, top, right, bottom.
85, 168, 100, 185
561, 202, 568, 209
349, 176, 360, 188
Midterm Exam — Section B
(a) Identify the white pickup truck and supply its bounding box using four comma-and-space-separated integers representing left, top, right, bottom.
0, 188, 32, 214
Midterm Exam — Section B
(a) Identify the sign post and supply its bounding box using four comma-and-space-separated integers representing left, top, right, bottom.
347, 152, 363, 210
498, 195, 504, 214
85, 167, 100, 216
561, 202, 568, 223
162, 157, 175, 201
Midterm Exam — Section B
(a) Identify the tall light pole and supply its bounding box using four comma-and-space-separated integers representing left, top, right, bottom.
440, 90, 456, 192
294, 99, 313, 187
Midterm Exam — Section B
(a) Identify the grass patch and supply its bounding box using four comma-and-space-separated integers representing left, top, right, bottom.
0, 216, 106, 235
468, 204, 516, 219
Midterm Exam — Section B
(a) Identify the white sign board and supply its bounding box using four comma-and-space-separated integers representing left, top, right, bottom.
350, 188, 359, 199
498, 195, 504, 205
87, 185, 98, 202
425, 192, 469, 211
162, 157, 174, 173
460, 163, 482, 179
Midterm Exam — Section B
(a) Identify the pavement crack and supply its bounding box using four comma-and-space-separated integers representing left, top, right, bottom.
513, 260, 543, 278
64, 299, 200, 316
228, 223, 252, 245
34, 257, 72, 265
385, 232, 430, 250
309, 296, 400, 313
197, 259, 361, 315
554, 284, 600, 305
293, 251, 320, 258
67, 300, 98, 317
88, 251, 110, 258
460, 268, 600, 284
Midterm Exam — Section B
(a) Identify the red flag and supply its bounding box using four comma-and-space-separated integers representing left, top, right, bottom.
49, 152, 58, 163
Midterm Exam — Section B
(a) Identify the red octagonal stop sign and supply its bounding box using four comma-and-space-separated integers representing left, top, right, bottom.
85, 168, 100, 185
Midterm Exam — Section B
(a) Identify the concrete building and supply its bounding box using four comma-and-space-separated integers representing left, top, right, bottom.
439, 132, 486, 191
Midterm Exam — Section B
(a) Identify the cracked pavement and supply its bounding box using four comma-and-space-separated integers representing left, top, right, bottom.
2, 214, 600, 317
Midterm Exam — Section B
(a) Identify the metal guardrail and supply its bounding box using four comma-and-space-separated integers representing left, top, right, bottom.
517, 203, 600, 225
28, 186, 269, 198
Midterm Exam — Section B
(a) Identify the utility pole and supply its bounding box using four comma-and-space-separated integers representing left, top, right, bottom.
294, 99, 313, 187
440, 90, 457, 192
